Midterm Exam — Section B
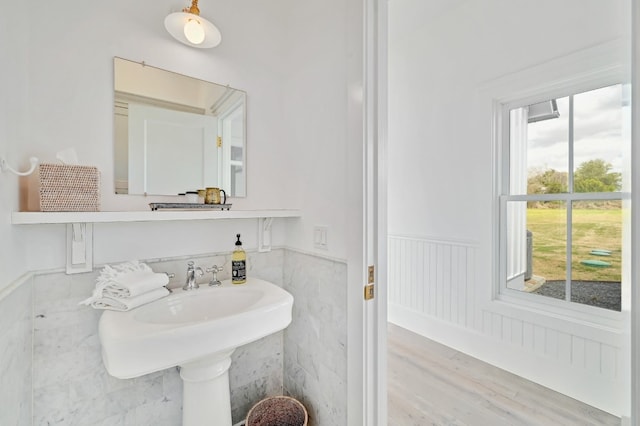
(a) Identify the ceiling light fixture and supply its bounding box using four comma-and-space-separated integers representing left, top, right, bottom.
165, 0, 222, 48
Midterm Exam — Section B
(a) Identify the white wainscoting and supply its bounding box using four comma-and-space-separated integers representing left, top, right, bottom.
388, 235, 477, 329
388, 234, 627, 417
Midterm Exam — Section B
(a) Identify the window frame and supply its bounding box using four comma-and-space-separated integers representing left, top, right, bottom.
494, 74, 631, 324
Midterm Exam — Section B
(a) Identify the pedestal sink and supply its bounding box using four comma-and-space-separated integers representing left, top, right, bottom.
98, 277, 294, 426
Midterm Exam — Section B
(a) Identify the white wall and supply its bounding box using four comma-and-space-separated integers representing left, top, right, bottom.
0, 0, 30, 284
0, 0, 363, 276
388, 0, 630, 416
0, 0, 275, 277
1, 0, 365, 423
282, 0, 362, 261
389, 0, 628, 241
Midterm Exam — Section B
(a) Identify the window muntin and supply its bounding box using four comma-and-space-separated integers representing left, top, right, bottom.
501, 83, 627, 312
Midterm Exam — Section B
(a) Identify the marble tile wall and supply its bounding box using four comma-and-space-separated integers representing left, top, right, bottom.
0, 277, 33, 426
0, 248, 347, 426
31, 249, 285, 425
282, 250, 348, 426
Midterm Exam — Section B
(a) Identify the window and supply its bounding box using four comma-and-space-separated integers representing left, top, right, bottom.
499, 84, 630, 312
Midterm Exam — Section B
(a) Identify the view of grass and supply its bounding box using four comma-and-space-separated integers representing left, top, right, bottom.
527, 206, 622, 282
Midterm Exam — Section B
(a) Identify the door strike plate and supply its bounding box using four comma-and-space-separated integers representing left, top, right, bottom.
364, 284, 375, 301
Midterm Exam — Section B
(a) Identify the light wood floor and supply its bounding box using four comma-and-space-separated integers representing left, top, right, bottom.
388, 323, 620, 426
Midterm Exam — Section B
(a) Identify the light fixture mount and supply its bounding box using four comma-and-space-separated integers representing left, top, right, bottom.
164, 0, 221, 49
184, 0, 200, 15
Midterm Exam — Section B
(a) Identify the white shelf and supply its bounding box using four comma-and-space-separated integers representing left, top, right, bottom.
11, 209, 301, 225
12, 209, 300, 275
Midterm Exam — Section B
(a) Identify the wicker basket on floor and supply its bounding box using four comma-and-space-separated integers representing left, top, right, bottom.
246, 396, 308, 426
38, 163, 100, 212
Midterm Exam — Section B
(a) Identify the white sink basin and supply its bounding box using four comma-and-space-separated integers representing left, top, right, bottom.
99, 277, 293, 379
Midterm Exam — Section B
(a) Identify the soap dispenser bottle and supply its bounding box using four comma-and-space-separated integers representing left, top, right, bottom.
232, 233, 247, 284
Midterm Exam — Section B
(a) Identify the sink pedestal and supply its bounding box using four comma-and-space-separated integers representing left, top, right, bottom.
180, 349, 235, 426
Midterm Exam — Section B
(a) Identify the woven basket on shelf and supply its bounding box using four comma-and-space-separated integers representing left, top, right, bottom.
38, 163, 100, 212
246, 396, 308, 426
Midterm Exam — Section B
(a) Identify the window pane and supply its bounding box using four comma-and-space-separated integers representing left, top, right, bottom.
509, 97, 569, 195
570, 200, 622, 311
506, 201, 567, 302
504, 84, 628, 312
573, 85, 624, 193
526, 202, 567, 301
506, 200, 529, 290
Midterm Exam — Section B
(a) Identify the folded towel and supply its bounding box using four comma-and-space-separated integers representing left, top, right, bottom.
87, 287, 170, 312
98, 270, 169, 299
94, 261, 169, 298
80, 260, 170, 310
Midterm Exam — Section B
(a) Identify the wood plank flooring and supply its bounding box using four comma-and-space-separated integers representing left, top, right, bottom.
387, 323, 620, 426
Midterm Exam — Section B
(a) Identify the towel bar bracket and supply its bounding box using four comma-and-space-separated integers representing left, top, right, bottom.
66, 223, 93, 274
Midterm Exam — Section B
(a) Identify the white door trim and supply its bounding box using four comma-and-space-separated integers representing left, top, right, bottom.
362, 0, 388, 423
346, 0, 366, 422
373, 0, 388, 423
631, 2, 639, 424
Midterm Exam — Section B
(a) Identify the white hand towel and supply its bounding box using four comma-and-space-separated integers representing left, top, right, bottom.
99, 270, 169, 298
87, 287, 170, 311
80, 261, 171, 309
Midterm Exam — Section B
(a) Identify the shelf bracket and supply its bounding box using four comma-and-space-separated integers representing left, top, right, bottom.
66, 223, 93, 274
258, 217, 274, 253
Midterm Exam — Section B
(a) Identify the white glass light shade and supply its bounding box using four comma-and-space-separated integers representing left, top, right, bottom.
164, 12, 222, 48
183, 19, 205, 44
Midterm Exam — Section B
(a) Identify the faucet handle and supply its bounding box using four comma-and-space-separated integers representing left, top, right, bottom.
206, 265, 224, 286
159, 272, 176, 292
187, 261, 204, 275
183, 261, 204, 291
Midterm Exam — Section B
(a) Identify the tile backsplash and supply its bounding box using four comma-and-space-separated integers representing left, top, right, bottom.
283, 250, 348, 426
0, 277, 33, 426
0, 248, 347, 425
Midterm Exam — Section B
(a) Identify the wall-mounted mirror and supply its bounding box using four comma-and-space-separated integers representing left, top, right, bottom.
113, 57, 246, 197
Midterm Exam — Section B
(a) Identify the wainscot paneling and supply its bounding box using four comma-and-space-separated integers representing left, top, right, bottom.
388, 234, 627, 416
389, 235, 476, 328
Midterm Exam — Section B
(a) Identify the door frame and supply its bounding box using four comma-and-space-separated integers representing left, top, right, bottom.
361, 0, 388, 423
631, 2, 640, 424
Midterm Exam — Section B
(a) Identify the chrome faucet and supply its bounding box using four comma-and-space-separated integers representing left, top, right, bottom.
206, 265, 224, 286
183, 261, 203, 291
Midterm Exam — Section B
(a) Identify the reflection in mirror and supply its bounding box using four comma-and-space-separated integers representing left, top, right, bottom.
113, 57, 246, 197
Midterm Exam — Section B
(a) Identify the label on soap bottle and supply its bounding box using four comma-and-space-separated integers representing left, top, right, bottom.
232, 233, 247, 284
232, 259, 246, 284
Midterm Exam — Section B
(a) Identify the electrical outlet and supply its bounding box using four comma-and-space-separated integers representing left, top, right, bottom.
314, 226, 328, 250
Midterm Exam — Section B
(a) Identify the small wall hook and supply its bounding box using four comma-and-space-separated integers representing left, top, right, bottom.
0, 156, 38, 176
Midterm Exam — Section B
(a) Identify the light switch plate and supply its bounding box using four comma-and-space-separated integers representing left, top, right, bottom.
314, 226, 328, 250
